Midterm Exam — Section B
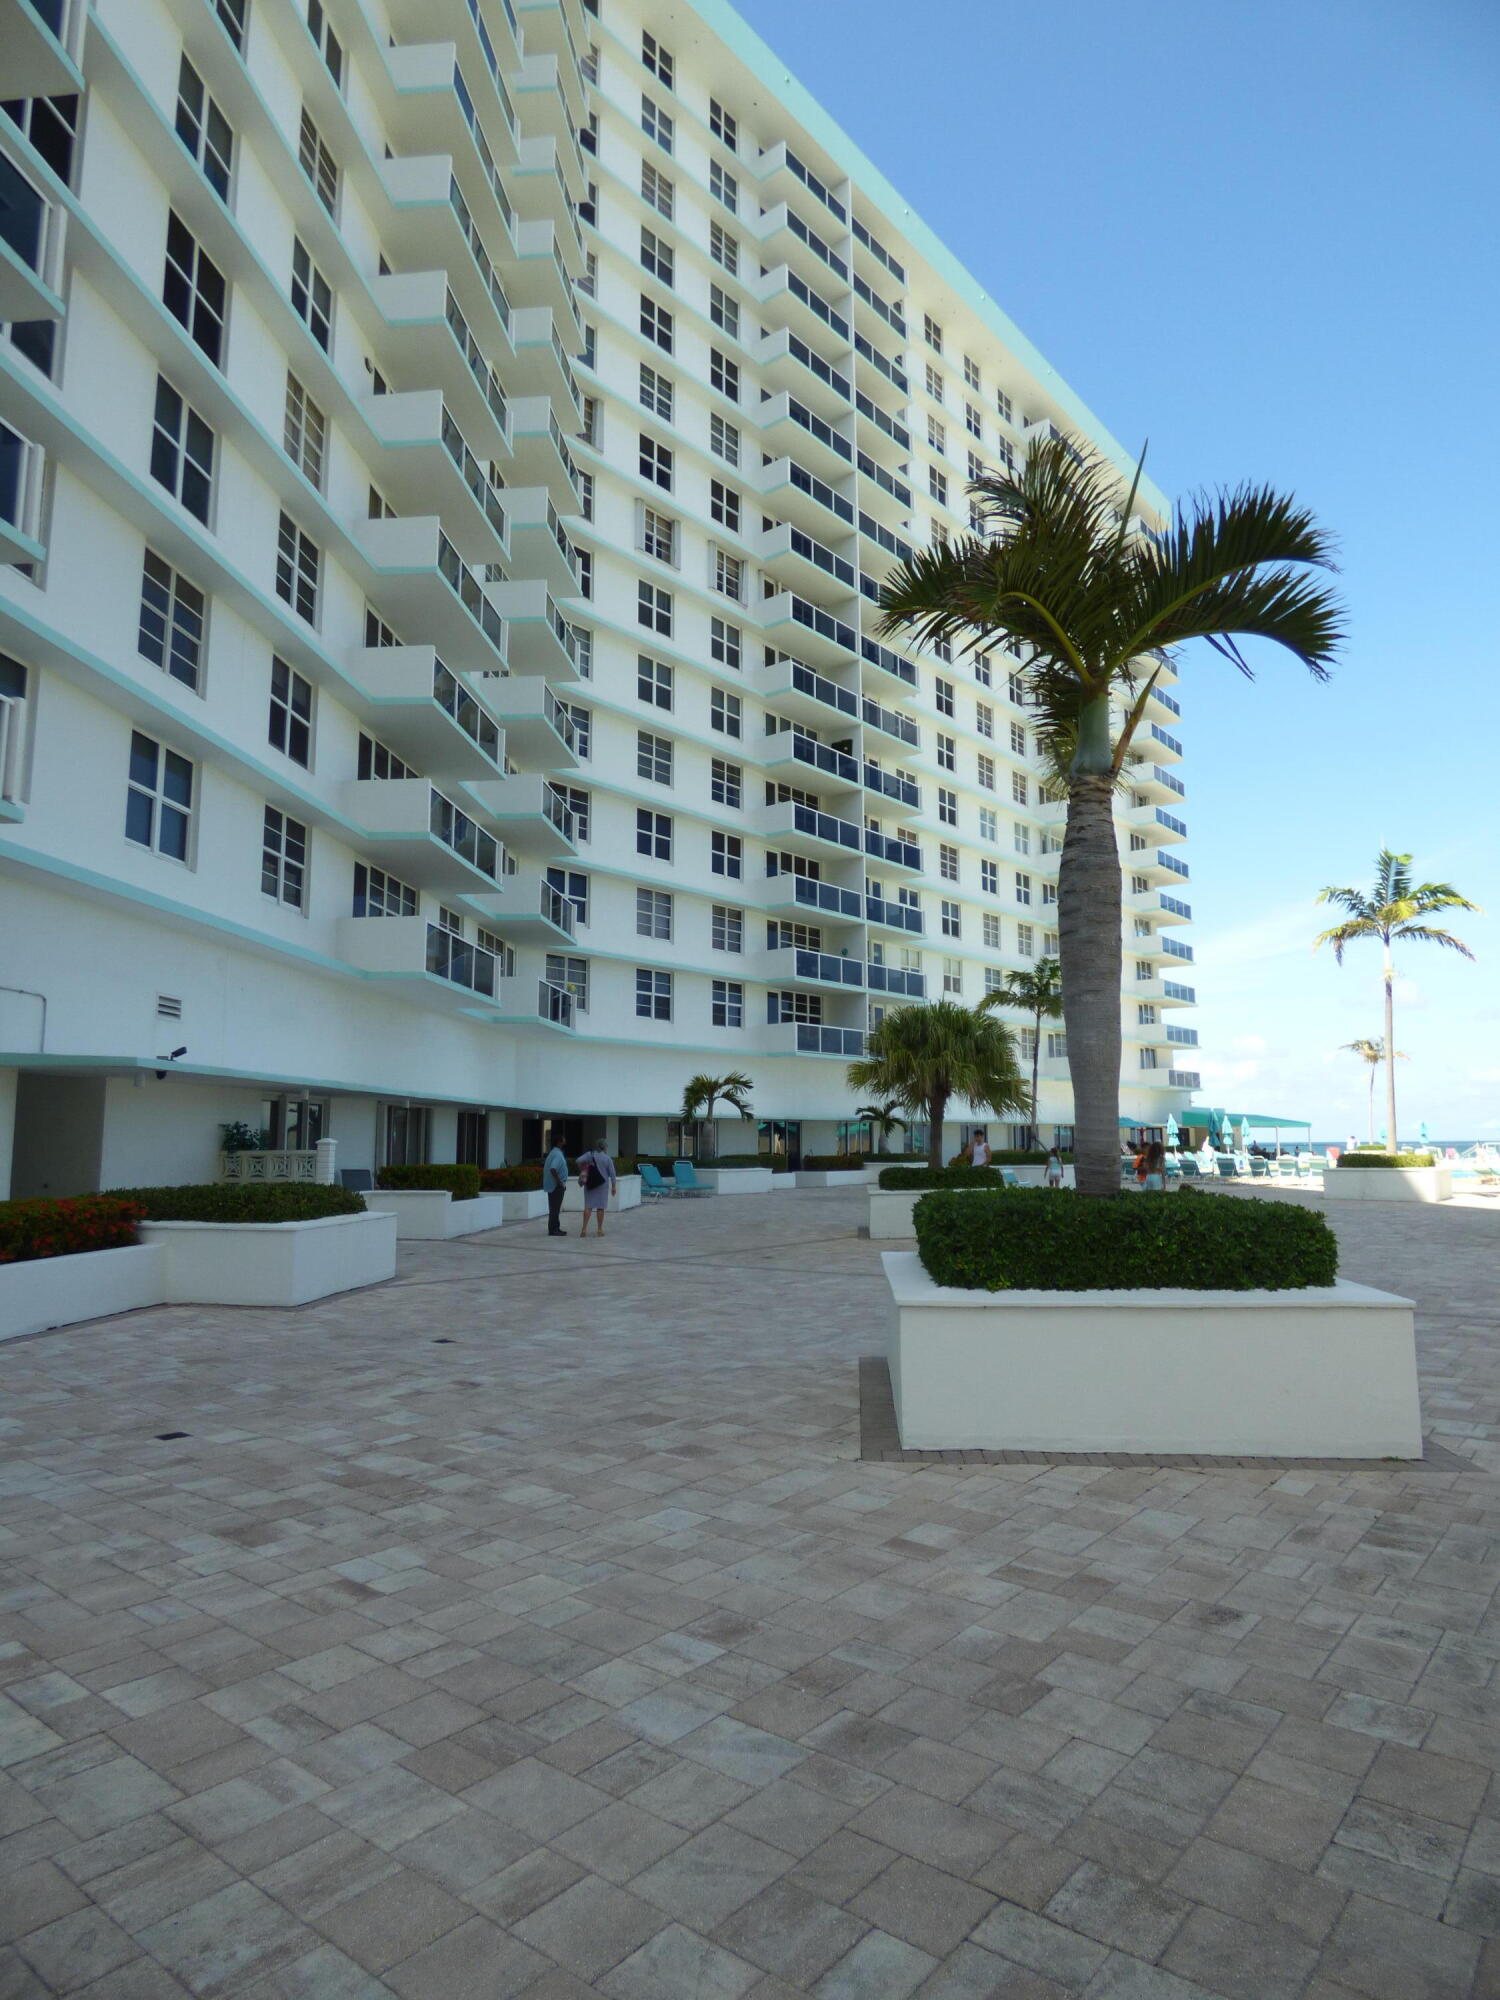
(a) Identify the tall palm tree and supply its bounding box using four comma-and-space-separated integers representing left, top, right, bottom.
878, 435, 1342, 1195
1318, 853, 1477, 1150
846, 1001, 1027, 1171
1340, 1037, 1407, 1145
854, 1101, 907, 1149
678, 1072, 754, 1156
978, 957, 1062, 1143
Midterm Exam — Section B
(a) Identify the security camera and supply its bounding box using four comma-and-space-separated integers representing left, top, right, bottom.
170, 1046, 187, 1060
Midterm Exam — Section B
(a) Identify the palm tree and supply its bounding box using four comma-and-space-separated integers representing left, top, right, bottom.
846, 1001, 1028, 1171
854, 1101, 907, 1150
1318, 853, 1477, 1150
877, 435, 1342, 1195
678, 1071, 754, 1157
979, 957, 1062, 1144
1340, 1037, 1407, 1145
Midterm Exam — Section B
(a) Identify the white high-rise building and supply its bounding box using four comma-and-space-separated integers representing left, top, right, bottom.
0, 0, 1198, 1191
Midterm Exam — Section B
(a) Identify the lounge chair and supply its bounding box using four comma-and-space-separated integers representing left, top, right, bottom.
673, 1161, 715, 1196
1295, 1155, 1313, 1178
1178, 1156, 1202, 1179
1250, 1158, 1272, 1178
638, 1162, 676, 1201
1164, 1158, 1182, 1180
1218, 1158, 1245, 1179
1000, 1168, 1020, 1187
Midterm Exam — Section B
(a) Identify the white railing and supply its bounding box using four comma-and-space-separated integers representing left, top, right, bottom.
0, 697, 24, 801
220, 1139, 337, 1184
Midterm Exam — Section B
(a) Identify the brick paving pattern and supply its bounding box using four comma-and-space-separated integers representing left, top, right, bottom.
1, 1184, 1498, 1997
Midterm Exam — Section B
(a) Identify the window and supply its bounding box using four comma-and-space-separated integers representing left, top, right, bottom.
579, 180, 597, 227
710, 480, 740, 532
214, 0, 249, 53
974, 652, 992, 688
1043, 882, 1059, 907
365, 606, 398, 648
975, 701, 994, 739
977, 753, 995, 791
983, 912, 1001, 950
943, 957, 963, 996
1015, 871, 1032, 906
927, 415, 945, 453
175, 57, 233, 201
710, 757, 741, 808
965, 401, 983, 441
636, 807, 671, 859
580, 109, 598, 155
996, 388, 1014, 424
968, 450, 984, 484
298, 107, 338, 213
307, 0, 344, 84
710, 414, 740, 466
126, 731, 192, 860
710, 349, 739, 400
637, 887, 672, 939
934, 637, 953, 663
636, 967, 672, 1019
978, 807, 998, 842
269, 657, 312, 766
640, 295, 673, 352
276, 513, 319, 622
984, 967, 1003, 995
641, 161, 674, 219
640, 226, 674, 285
1017, 922, 1035, 957
936, 733, 955, 772
1046, 1032, 1069, 1061
577, 469, 594, 520
923, 313, 943, 353
980, 859, 998, 896
1014, 823, 1031, 854
1010, 720, 1027, 756
709, 283, 739, 338
138, 551, 205, 690
546, 865, 589, 925
580, 250, 597, 297
637, 729, 673, 784
262, 805, 307, 909
710, 221, 738, 274
639, 432, 673, 489
283, 373, 326, 487
581, 324, 596, 371
564, 702, 591, 758
353, 861, 417, 917
1011, 771, 1029, 806
637, 654, 673, 709
150, 377, 214, 524
581, 395, 601, 446
1139, 1047, 1159, 1070
576, 548, 593, 599
712, 979, 743, 1028
1008, 669, 1026, 705
710, 98, 737, 150
637, 580, 672, 635
1136, 958, 1155, 981
1044, 931, 1060, 956
713, 550, 743, 600
937, 787, 957, 827
641, 505, 677, 563
933, 677, 954, 718
556, 785, 590, 841
940, 900, 960, 939
357, 733, 415, 781
710, 617, 741, 670
964, 354, 981, 392
711, 830, 742, 878
770, 990, 821, 1026
928, 466, 948, 506
641, 95, 673, 153
639, 364, 673, 420
641, 29, 673, 85
712, 904, 743, 952
925, 362, 944, 402
290, 238, 332, 351
1138, 1003, 1158, 1025
547, 953, 590, 1011
709, 159, 737, 212
711, 687, 742, 738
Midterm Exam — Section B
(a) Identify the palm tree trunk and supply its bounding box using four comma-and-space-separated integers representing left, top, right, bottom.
1061, 703, 1122, 1198
1383, 946, 1398, 1151
1367, 1064, 1375, 1144
1030, 1007, 1041, 1148
928, 1087, 948, 1172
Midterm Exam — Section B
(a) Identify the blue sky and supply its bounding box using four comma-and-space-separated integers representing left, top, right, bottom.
739, 0, 1500, 1137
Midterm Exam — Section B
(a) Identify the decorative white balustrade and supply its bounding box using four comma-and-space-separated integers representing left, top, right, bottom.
220, 1139, 338, 1185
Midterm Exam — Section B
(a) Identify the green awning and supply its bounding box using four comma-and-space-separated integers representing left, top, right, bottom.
1179, 1107, 1310, 1131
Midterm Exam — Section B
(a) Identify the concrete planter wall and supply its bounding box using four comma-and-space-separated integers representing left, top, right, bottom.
796, 1170, 869, 1188
0, 1243, 167, 1342
1322, 1165, 1452, 1203
499, 1189, 548, 1222
139, 1210, 398, 1307
868, 1187, 1006, 1239
562, 1174, 642, 1211
881, 1250, 1422, 1459
696, 1167, 773, 1194
770, 1173, 796, 1192
362, 1190, 505, 1238
1009, 1164, 1076, 1189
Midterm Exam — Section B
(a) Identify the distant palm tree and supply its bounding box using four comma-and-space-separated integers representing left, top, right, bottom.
1318, 852, 1478, 1150
877, 433, 1342, 1195
847, 1002, 1027, 1172
1340, 1038, 1407, 1144
854, 1101, 907, 1149
678, 1072, 754, 1156
979, 958, 1062, 1143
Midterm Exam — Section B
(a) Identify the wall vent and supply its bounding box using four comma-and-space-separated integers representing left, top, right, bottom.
156, 995, 183, 1019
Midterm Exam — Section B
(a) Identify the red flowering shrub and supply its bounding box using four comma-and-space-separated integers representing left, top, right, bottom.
479, 1163, 543, 1192
0, 1196, 146, 1265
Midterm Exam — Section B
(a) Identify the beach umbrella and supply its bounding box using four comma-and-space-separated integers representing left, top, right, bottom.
1419, 1121, 1430, 1145
1165, 1115, 1180, 1146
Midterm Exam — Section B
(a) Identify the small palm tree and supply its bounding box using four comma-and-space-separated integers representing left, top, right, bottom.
1318, 852, 1477, 1152
855, 1101, 907, 1149
679, 1071, 754, 1156
877, 434, 1342, 1195
978, 957, 1062, 1143
847, 1002, 1027, 1172
1340, 1037, 1407, 1144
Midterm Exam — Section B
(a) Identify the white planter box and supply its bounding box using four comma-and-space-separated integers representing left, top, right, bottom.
868, 1186, 1005, 1239
361, 1190, 505, 1238
696, 1168, 773, 1194
1009, 1164, 1076, 1188
796, 1170, 869, 1188
140, 1211, 398, 1307
1322, 1166, 1452, 1203
770, 1173, 796, 1192
562, 1174, 642, 1211
500, 1189, 548, 1222
0, 1243, 167, 1342
881, 1250, 1422, 1459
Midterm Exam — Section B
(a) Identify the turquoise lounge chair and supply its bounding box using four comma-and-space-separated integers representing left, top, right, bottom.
1000, 1168, 1020, 1187
673, 1161, 714, 1196
638, 1163, 676, 1201
1178, 1156, 1203, 1179
1218, 1158, 1245, 1179
1250, 1158, 1272, 1178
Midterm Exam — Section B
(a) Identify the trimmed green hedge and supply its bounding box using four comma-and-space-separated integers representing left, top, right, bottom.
0, 1196, 146, 1264
913, 1186, 1339, 1292
375, 1164, 482, 1200
880, 1164, 1011, 1190
1334, 1152, 1436, 1170
481, 1164, 541, 1192
107, 1184, 366, 1222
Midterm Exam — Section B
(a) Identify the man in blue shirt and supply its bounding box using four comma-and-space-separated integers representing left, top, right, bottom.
543, 1139, 569, 1236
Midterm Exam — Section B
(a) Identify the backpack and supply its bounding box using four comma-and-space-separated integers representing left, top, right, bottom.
580, 1152, 603, 1191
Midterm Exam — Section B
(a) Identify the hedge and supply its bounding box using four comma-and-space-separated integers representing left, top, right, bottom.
0, 1196, 146, 1265
105, 1184, 366, 1222
948, 1150, 1074, 1167
913, 1186, 1339, 1292
375, 1164, 482, 1200
880, 1164, 1012, 1190
480, 1159, 640, 1193
1334, 1152, 1437, 1170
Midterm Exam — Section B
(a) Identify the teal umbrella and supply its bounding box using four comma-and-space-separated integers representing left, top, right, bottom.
1165, 1115, 1180, 1146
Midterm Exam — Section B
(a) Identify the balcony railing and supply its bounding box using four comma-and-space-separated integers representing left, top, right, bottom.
851, 212, 905, 283
1149, 722, 1183, 756
859, 509, 916, 568
1160, 893, 1191, 919
542, 783, 574, 840
788, 801, 860, 850
1161, 936, 1194, 962
785, 396, 852, 462
445, 289, 509, 432
1153, 765, 1186, 798
853, 331, 908, 395
438, 533, 506, 650
1158, 850, 1189, 879
777, 731, 858, 785
1163, 980, 1196, 1003
785, 268, 849, 341
440, 409, 507, 543
786, 459, 853, 523
1166, 1026, 1199, 1046
864, 827, 920, 869
0, 154, 48, 279
855, 392, 910, 452
866, 962, 925, 997
860, 635, 917, 687
861, 695, 918, 748
788, 659, 857, 720
434, 659, 500, 762
784, 596, 856, 651
856, 450, 911, 509
783, 146, 847, 223
863, 762, 918, 808
1167, 1069, 1201, 1090
430, 790, 498, 878
852, 270, 905, 337
795, 1023, 865, 1056
787, 527, 854, 589
540, 880, 575, 936
866, 893, 922, 933
793, 948, 863, 987
790, 876, 862, 918
539, 977, 574, 1026
1156, 808, 1187, 837
785, 205, 847, 281
426, 921, 497, 996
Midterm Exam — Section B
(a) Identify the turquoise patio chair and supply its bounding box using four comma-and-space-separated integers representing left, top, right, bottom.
1178, 1156, 1203, 1179
1250, 1158, 1272, 1178
638, 1162, 676, 1201
673, 1161, 715, 1196
1000, 1168, 1020, 1187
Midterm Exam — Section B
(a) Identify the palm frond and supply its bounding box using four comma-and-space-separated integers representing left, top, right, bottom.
1388, 924, 1477, 958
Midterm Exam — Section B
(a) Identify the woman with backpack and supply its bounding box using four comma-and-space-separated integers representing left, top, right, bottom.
575, 1138, 617, 1238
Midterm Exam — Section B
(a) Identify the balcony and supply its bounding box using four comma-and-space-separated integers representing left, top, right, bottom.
1167, 1069, 1201, 1090
1162, 980, 1196, 1006
1166, 1026, 1200, 1048
504, 484, 579, 594
755, 141, 847, 223
866, 892, 923, 935
1148, 721, 1183, 761
1157, 891, 1192, 926
754, 326, 852, 418
765, 946, 865, 991
512, 48, 588, 154
374, 274, 509, 464
1122, 801, 1187, 844
510, 297, 581, 407
477, 870, 576, 941
859, 635, 918, 690
866, 961, 925, 998
342, 780, 501, 890
508, 395, 581, 510
760, 522, 857, 603
477, 676, 578, 767
355, 646, 503, 776
357, 516, 506, 674
753, 264, 850, 349
766, 875, 864, 921
0, 151, 64, 323
762, 730, 860, 791
483, 577, 577, 678
464, 774, 575, 857
758, 201, 850, 294
864, 827, 921, 872
758, 392, 853, 482
336, 915, 501, 1010
534, 978, 575, 1029
1161, 936, 1194, 964
360, 394, 507, 565
767, 1021, 866, 1058
851, 270, 906, 340
761, 592, 856, 668
855, 450, 913, 524
4, 0, 84, 92
860, 693, 918, 750
759, 457, 855, 539
0, 421, 45, 565
752, 655, 859, 729
864, 762, 919, 810
757, 798, 862, 857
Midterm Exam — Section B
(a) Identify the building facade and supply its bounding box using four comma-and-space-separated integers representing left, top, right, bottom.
0, 0, 1198, 1193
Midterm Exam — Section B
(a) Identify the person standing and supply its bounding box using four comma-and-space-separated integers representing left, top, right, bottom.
968, 1128, 991, 1169
1044, 1146, 1065, 1188
543, 1138, 570, 1236
1138, 1141, 1167, 1191
576, 1138, 617, 1238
